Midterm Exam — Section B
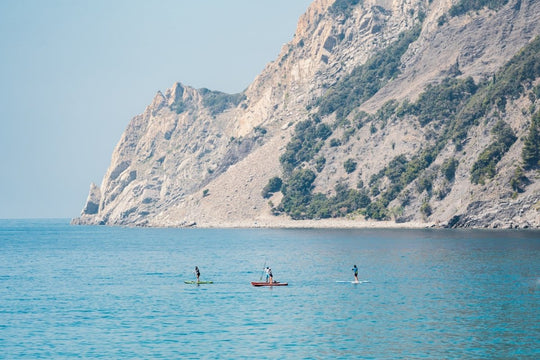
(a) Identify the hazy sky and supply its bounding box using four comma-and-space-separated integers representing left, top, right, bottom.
0, 0, 313, 218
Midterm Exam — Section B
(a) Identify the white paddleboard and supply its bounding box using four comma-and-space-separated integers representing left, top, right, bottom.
336, 280, 369, 284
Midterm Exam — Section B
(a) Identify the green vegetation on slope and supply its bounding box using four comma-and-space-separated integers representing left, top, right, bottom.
449, 36, 540, 146
200, 89, 246, 116
329, 0, 362, 16
270, 33, 540, 221
170, 88, 245, 116
522, 110, 540, 169
279, 171, 371, 220
362, 77, 478, 219
448, 0, 510, 18
441, 157, 459, 182
398, 77, 477, 126
439, 0, 510, 25
279, 119, 332, 174
316, 24, 422, 123
470, 120, 517, 184
262, 177, 283, 199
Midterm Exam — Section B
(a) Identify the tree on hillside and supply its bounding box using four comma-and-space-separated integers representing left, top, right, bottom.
522, 111, 540, 169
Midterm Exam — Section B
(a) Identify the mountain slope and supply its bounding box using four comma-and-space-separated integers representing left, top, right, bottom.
73, 0, 540, 228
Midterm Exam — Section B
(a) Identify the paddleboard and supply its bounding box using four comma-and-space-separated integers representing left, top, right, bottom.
184, 281, 213, 284
336, 280, 369, 284
251, 281, 288, 287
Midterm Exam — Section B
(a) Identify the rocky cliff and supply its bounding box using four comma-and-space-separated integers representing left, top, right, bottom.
73, 0, 540, 228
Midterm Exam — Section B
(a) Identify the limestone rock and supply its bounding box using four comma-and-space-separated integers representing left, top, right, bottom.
82, 183, 101, 215
73, 0, 540, 229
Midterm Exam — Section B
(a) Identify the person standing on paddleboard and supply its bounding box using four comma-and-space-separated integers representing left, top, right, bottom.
264, 267, 270, 283
268, 268, 273, 283
352, 265, 359, 283
195, 266, 200, 283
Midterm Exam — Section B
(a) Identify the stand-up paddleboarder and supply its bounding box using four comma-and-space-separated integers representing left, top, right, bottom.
352, 265, 359, 283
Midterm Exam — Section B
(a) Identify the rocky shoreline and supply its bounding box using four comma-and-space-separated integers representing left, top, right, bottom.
73, 215, 539, 230
192, 218, 435, 229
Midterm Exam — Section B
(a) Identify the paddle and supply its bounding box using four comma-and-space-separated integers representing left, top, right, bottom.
260, 260, 266, 281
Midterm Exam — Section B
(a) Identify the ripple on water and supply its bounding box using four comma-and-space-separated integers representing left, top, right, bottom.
0, 222, 538, 359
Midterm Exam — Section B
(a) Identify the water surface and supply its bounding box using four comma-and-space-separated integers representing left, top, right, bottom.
0, 220, 538, 358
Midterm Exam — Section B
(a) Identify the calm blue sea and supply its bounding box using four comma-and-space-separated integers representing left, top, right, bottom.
0, 219, 538, 359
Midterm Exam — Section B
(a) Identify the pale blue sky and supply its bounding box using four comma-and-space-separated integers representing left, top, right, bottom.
0, 0, 313, 218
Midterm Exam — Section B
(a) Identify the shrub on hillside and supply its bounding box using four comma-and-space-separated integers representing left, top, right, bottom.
262, 177, 283, 198
471, 120, 516, 184
522, 111, 540, 169
329, 0, 361, 16
200, 89, 246, 116
441, 157, 459, 182
448, 0, 509, 18
344, 159, 357, 174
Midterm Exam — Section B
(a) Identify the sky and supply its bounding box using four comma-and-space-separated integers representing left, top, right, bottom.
0, 0, 313, 219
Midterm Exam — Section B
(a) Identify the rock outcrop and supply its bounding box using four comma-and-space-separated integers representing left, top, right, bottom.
81, 183, 101, 216
73, 0, 540, 228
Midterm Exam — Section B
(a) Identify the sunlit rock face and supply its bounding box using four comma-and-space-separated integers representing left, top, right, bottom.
73, 0, 540, 228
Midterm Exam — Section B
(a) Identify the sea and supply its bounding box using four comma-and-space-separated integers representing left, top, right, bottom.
0, 219, 538, 359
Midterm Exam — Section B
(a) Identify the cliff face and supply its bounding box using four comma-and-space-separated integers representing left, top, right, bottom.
73, 0, 540, 228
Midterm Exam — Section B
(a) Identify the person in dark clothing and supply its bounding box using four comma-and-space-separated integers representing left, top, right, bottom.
352, 265, 359, 283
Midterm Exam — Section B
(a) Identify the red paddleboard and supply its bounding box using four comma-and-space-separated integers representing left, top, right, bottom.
251, 281, 288, 287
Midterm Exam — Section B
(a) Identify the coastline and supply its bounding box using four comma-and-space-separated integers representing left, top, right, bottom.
73, 214, 539, 229
184, 218, 435, 229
